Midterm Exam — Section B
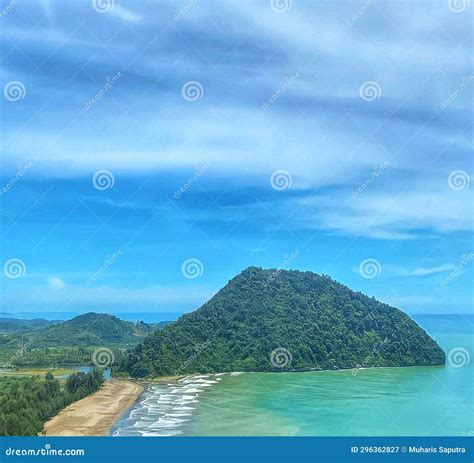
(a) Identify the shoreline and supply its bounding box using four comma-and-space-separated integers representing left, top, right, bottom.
144, 363, 446, 381
43, 379, 144, 436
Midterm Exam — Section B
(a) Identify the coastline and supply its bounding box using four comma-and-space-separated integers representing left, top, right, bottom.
43, 379, 144, 436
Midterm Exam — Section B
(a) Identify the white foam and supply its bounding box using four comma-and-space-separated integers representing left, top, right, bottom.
113, 374, 223, 436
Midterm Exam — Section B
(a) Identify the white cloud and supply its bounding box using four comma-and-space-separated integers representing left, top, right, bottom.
47, 277, 65, 290
111, 5, 142, 23
298, 184, 473, 239
407, 264, 455, 277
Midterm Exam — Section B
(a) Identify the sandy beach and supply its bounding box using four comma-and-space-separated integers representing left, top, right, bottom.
43, 379, 143, 436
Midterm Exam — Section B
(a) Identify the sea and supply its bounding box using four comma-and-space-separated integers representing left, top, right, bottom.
112, 314, 474, 436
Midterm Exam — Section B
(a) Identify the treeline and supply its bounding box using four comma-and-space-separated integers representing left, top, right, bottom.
0, 343, 128, 370
0, 369, 103, 436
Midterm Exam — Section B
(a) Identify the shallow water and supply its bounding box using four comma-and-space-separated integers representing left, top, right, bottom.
113, 315, 473, 436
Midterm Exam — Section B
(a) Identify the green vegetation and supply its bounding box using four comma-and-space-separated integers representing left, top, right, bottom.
0, 318, 59, 334
126, 267, 445, 377
0, 368, 103, 436
28, 313, 154, 347
0, 313, 157, 369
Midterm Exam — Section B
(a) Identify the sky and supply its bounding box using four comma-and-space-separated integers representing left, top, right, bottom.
0, 0, 473, 317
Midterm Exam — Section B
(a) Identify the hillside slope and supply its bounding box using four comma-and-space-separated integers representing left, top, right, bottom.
127, 267, 445, 377
0, 318, 59, 334
33, 313, 154, 346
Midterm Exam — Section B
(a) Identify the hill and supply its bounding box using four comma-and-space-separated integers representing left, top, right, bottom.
31, 313, 155, 347
0, 318, 60, 334
126, 267, 445, 377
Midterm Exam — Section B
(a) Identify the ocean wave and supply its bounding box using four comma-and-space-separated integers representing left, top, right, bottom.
112, 374, 225, 437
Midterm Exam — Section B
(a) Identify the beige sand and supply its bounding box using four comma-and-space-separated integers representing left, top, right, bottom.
43, 379, 143, 436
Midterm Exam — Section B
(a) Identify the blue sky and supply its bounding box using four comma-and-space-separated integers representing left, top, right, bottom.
0, 0, 472, 316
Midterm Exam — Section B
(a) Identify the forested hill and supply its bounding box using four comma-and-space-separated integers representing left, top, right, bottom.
127, 267, 445, 377
31, 313, 154, 346
0, 318, 59, 333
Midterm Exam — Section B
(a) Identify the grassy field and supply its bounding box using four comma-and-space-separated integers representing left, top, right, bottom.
0, 367, 76, 377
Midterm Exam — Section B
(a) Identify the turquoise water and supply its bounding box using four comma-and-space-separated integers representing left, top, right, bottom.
113, 315, 473, 436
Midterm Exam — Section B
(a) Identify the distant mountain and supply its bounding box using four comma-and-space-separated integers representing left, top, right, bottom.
0, 318, 60, 334
30, 312, 156, 346
127, 267, 445, 377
